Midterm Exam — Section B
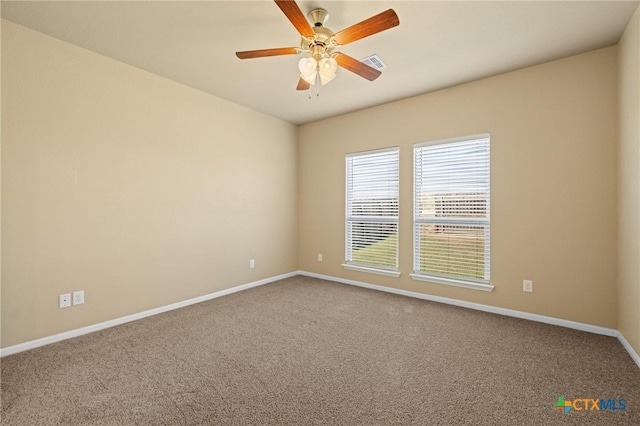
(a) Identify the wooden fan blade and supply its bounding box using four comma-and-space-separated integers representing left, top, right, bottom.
296, 78, 311, 91
274, 0, 315, 38
236, 47, 298, 59
333, 9, 399, 46
335, 53, 382, 81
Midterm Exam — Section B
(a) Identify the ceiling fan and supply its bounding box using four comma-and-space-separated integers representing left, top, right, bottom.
235, 0, 399, 93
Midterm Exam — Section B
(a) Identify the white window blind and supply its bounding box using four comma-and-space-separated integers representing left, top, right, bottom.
413, 135, 490, 284
345, 148, 399, 272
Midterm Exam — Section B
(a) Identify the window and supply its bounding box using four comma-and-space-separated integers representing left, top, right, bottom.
412, 135, 492, 291
344, 147, 400, 277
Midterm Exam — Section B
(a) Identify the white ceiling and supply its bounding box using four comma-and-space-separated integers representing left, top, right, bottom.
2, 1, 638, 125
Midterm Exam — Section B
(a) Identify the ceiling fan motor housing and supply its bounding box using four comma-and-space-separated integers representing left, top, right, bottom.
301, 9, 336, 58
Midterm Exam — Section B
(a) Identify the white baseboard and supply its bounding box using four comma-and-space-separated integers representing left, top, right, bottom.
0, 271, 298, 357
299, 271, 619, 337
617, 332, 640, 369
300, 271, 640, 368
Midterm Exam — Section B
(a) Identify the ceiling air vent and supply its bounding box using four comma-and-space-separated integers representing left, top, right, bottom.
360, 54, 387, 70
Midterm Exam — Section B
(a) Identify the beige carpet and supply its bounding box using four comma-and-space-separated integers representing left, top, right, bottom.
1, 276, 639, 425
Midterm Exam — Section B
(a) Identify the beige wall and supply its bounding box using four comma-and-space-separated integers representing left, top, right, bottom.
0, 18, 3, 349
618, 7, 640, 355
1, 17, 631, 350
1, 21, 298, 348
299, 47, 619, 328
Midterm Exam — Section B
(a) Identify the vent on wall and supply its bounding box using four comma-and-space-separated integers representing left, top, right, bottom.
360, 54, 387, 70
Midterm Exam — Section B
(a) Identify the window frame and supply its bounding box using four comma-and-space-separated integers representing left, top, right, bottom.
411, 134, 493, 292
343, 146, 401, 278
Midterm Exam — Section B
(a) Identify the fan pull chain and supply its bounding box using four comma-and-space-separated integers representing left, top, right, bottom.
307, 65, 322, 99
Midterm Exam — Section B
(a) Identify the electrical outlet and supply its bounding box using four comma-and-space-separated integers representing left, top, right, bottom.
249, 259, 255, 269
317, 253, 323, 262
523, 280, 533, 293
59, 293, 71, 308
73, 290, 85, 305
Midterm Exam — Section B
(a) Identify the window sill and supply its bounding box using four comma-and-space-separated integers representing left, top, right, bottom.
342, 264, 401, 278
410, 273, 494, 292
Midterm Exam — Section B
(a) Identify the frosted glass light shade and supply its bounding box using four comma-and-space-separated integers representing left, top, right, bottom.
298, 57, 317, 84
319, 57, 337, 85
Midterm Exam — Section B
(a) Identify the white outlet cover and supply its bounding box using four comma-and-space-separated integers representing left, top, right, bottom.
59, 293, 71, 308
73, 290, 85, 305
317, 253, 323, 262
523, 280, 533, 292
249, 259, 255, 269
